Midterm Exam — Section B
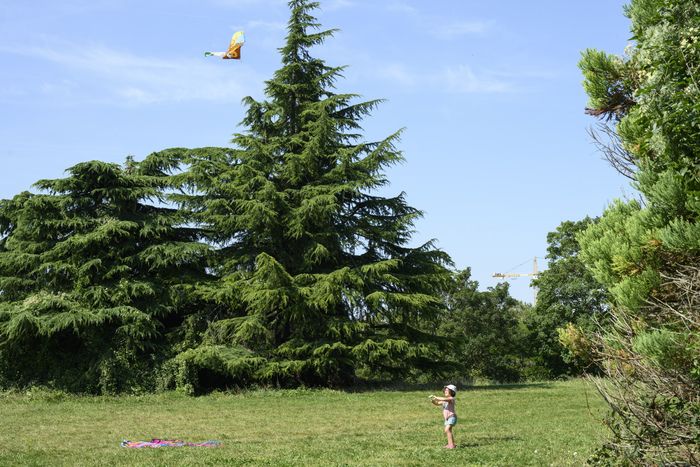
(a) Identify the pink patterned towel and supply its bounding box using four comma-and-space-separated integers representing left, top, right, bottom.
120, 439, 221, 448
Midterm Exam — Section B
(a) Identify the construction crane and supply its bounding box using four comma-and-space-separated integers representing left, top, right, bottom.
492, 257, 540, 303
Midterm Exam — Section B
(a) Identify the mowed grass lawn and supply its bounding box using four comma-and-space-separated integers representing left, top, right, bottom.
0, 379, 607, 466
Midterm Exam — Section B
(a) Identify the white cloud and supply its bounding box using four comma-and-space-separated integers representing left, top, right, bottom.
325, 0, 356, 10
368, 62, 513, 94
39, 80, 82, 98
442, 65, 512, 93
208, 0, 285, 7
1, 42, 265, 105
117, 86, 151, 103
6, 0, 123, 17
375, 63, 417, 87
246, 20, 287, 31
202, 0, 353, 14
385, 1, 418, 15
434, 20, 493, 38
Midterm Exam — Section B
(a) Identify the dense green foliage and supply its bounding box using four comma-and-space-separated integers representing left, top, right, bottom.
524, 218, 608, 378
0, 160, 209, 392
439, 269, 527, 383
578, 0, 700, 463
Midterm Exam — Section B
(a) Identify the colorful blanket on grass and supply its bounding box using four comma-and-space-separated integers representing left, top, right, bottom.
121, 439, 221, 448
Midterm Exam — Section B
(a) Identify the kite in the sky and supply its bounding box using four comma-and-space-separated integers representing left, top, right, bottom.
205, 31, 245, 59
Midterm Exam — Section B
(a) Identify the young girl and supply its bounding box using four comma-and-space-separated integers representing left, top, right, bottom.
429, 384, 457, 449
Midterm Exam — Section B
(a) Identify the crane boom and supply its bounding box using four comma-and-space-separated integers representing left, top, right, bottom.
492, 257, 540, 303
492, 257, 539, 278
492, 273, 535, 278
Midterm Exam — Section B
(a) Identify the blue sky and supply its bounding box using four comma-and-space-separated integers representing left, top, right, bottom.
0, 0, 632, 302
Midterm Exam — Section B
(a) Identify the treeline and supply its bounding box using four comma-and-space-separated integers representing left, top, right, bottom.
436, 217, 607, 384
0, 154, 595, 392
0, 152, 602, 393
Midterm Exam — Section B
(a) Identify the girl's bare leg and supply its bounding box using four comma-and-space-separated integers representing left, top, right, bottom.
444, 425, 456, 448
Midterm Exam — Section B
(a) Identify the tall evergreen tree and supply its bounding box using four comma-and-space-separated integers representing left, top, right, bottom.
0, 159, 209, 392
578, 0, 700, 463
152, 0, 453, 391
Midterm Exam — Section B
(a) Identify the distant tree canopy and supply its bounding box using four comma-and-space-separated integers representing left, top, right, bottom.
578, 0, 700, 464
438, 269, 527, 383
0, 0, 453, 393
524, 218, 608, 378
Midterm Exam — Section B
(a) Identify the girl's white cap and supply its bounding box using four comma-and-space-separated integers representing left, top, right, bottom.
444, 384, 457, 393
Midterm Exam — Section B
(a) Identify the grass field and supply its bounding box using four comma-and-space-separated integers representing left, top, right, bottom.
0, 379, 607, 466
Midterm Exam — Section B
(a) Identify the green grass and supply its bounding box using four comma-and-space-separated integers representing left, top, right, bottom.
0, 379, 607, 466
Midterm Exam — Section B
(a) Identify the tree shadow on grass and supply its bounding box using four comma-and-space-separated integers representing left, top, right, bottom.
464, 382, 555, 392
347, 381, 555, 393
457, 435, 521, 448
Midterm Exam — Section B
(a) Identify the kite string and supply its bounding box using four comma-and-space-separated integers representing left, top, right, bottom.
504, 258, 533, 274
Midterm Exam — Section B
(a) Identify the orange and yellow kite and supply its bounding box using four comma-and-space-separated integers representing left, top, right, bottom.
205, 31, 245, 59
